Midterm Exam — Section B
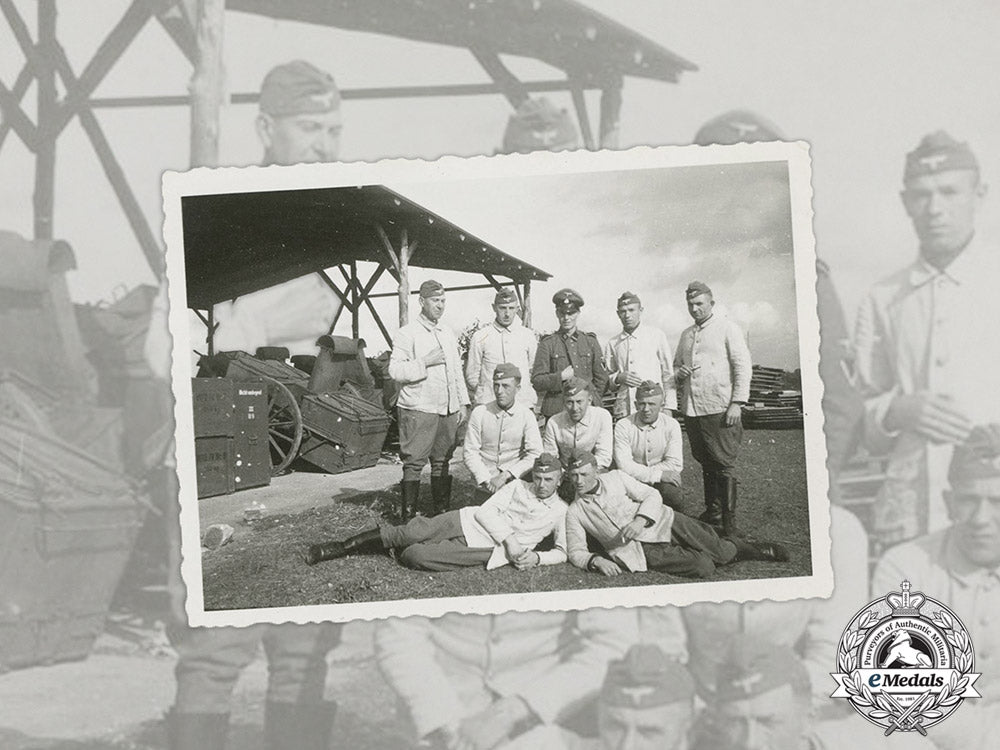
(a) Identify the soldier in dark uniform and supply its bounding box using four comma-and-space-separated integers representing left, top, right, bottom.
531, 288, 609, 421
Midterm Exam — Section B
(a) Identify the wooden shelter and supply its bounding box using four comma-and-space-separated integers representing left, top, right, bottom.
0, 0, 696, 325
182, 184, 551, 350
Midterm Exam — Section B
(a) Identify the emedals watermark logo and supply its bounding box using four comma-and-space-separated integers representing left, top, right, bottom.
832, 580, 981, 736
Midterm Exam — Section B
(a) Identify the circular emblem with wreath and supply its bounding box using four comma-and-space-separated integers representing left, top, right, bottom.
831, 580, 981, 736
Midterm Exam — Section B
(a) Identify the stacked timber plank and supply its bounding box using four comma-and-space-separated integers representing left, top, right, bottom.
743, 365, 804, 429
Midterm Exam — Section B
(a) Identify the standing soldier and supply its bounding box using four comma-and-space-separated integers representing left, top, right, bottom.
532, 288, 609, 421
465, 287, 537, 409
674, 281, 752, 537
604, 291, 676, 419
389, 279, 470, 518
855, 131, 996, 546
168, 60, 345, 750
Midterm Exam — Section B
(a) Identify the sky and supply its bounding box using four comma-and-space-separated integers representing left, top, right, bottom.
1, 0, 998, 367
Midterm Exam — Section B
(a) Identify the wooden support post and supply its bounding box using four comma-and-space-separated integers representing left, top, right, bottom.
569, 79, 596, 151
470, 48, 530, 109
0, 64, 36, 152
189, 0, 225, 168
522, 280, 532, 328
206, 306, 216, 356
350, 261, 360, 339
398, 230, 411, 327
33, 0, 57, 240
598, 76, 623, 150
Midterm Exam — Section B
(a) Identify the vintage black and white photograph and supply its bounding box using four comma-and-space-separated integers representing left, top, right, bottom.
163, 143, 829, 626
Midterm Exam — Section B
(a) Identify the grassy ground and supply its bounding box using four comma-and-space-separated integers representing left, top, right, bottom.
202, 429, 810, 611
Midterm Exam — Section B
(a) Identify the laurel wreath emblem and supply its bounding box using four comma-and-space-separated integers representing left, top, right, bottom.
837, 608, 974, 729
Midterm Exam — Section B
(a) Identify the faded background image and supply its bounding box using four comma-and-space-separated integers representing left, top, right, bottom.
1, 2, 998, 750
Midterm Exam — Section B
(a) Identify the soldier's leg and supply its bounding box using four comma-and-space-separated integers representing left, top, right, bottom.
260, 623, 342, 750
397, 539, 493, 571
398, 408, 437, 517
700, 412, 744, 537
380, 509, 466, 549
670, 508, 789, 565
640, 541, 716, 578
686, 416, 722, 525
656, 480, 685, 510
429, 412, 460, 514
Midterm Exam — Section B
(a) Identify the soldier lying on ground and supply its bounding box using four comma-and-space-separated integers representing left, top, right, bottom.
304, 453, 567, 571
563, 450, 788, 578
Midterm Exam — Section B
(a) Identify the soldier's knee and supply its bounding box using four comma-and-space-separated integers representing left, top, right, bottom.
691, 555, 716, 578
399, 544, 431, 570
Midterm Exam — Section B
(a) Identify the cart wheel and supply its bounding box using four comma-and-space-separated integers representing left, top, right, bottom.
263, 377, 302, 475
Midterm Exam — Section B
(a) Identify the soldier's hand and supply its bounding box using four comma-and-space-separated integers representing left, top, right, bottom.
592, 557, 622, 577
885, 392, 973, 444
513, 550, 540, 570
457, 404, 470, 428
675, 365, 692, 382
504, 537, 527, 562
660, 470, 681, 486
618, 517, 647, 544
423, 346, 446, 367
623, 371, 643, 387
560, 365, 574, 380
724, 402, 742, 427
488, 472, 510, 492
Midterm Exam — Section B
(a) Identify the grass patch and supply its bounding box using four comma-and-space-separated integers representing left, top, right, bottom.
203, 430, 811, 610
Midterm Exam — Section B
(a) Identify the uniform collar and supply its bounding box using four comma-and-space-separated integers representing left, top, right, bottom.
579, 477, 604, 498
560, 328, 579, 340
695, 313, 717, 330
489, 400, 518, 417
418, 313, 443, 331
619, 324, 641, 339
908, 235, 982, 288
566, 408, 592, 427
632, 413, 662, 430
491, 320, 516, 334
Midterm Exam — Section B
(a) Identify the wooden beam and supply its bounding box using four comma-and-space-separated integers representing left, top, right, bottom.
154, 1, 198, 64
598, 76, 624, 149
84, 80, 601, 109
0, 73, 37, 152
483, 273, 505, 292
350, 261, 360, 339
51, 0, 154, 137
0, 0, 40, 152
189, 0, 225, 168
0, 65, 35, 152
318, 269, 353, 312
470, 48, 529, 109
368, 281, 517, 299
50, 45, 164, 278
569, 79, 596, 151
33, 0, 57, 239
522, 279, 532, 328
398, 231, 411, 327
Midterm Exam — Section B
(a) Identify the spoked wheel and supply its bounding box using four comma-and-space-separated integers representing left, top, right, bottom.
263, 376, 302, 475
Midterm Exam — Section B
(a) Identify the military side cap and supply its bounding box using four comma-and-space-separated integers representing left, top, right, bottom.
419, 279, 445, 298
904, 131, 979, 181
636, 381, 664, 399
492, 362, 521, 382
693, 110, 784, 146
948, 442, 1000, 485
617, 290, 641, 309
563, 376, 591, 396
494, 287, 518, 305
259, 60, 341, 117
533, 452, 562, 473
553, 288, 584, 311
502, 97, 580, 154
686, 280, 712, 299
602, 644, 696, 708
567, 450, 598, 470
712, 637, 810, 703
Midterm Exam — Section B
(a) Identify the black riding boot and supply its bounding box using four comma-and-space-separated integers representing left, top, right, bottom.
304, 527, 385, 565
400, 479, 420, 519
730, 538, 790, 563
166, 710, 229, 750
264, 701, 337, 750
719, 475, 742, 538
698, 470, 722, 527
430, 474, 453, 516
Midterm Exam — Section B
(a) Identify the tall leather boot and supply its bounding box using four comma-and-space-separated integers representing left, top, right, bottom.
698, 470, 722, 527
730, 538, 789, 562
719, 475, 742, 538
400, 479, 420, 519
264, 701, 337, 750
166, 710, 229, 750
430, 474, 453, 516
304, 527, 385, 565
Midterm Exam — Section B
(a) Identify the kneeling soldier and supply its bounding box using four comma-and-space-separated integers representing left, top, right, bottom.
564, 451, 787, 578
613, 381, 685, 510
305, 454, 567, 571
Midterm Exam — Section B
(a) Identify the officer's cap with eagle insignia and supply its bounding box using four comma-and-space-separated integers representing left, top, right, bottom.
904, 131, 979, 181
259, 61, 341, 117
552, 288, 584, 312
711, 636, 810, 703
693, 110, 784, 146
602, 644, 695, 708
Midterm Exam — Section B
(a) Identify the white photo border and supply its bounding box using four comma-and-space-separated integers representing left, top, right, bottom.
162, 142, 832, 627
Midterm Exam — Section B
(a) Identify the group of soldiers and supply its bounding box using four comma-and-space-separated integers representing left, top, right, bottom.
304, 276, 789, 577
158, 56, 1000, 750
